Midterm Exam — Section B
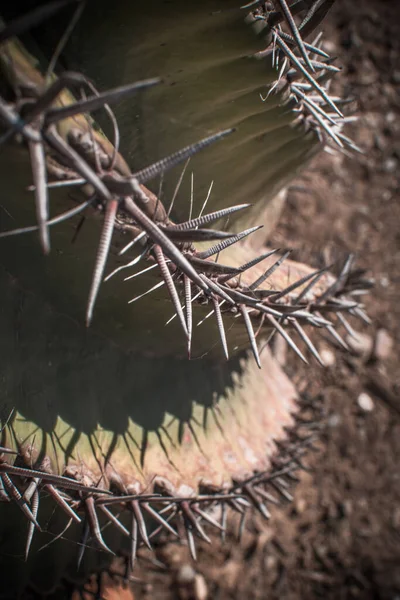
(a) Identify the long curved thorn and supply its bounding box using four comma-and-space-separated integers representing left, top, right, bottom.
154, 245, 188, 338
0, 446, 18, 455
0, 100, 41, 145
270, 264, 331, 302
0, 463, 111, 495
128, 279, 165, 304
295, 264, 333, 304
45, 1, 86, 80
106, 248, 147, 282
216, 284, 263, 310
28, 140, 50, 254
244, 483, 271, 520
311, 300, 357, 314
316, 254, 354, 304
336, 133, 363, 154
23, 73, 88, 125
130, 513, 138, 571
299, 0, 335, 39
266, 314, 308, 364
0, 199, 92, 240
220, 502, 227, 542
277, 29, 330, 59
130, 500, 151, 550
292, 85, 338, 126
124, 262, 158, 281
253, 301, 285, 318
86, 198, 119, 326
270, 480, 293, 502
248, 249, 292, 290
77, 520, 89, 570
45, 79, 160, 125
324, 323, 350, 351
45, 483, 81, 523
196, 225, 263, 260
166, 290, 202, 326
238, 510, 247, 541
96, 493, 162, 506
239, 305, 261, 368
168, 158, 190, 217
142, 502, 179, 537
189, 256, 242, 276
193, 506, 224, 532
25, 489, 39, 561
350, 306, 371, 325
253, 486, 280, 505
302, 95, 344, 147
118, 230, 147, 256
198, 180, 214, 220
189, 171, 194, 221
273, 0, 315, 72
23, 478, 40, 503
1, 473, 41, 529
290, 319, 325, 366
336, 312, 359, 339
44, 127, 112, 201
160, 226, 235, 243
0, 0, 80, 46
298, 57, 341, 73
98, 505, 130, 537
185, 523, 197, 561
85, 497, 114, 555
200, 275, 234, 305
181, 501, 211, 544
219, 249, 280, 285
184, 276, 192, 358
275, 33, 343, 117
170, 203, 251, 231
212, 297, 229, 360
132, 129, 234, 184
123, 195, 209, 293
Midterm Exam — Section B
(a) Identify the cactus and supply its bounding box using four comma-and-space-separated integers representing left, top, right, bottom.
0, 1, 372, 597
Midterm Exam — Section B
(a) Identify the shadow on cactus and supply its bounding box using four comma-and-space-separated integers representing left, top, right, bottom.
0, 1, 373, 597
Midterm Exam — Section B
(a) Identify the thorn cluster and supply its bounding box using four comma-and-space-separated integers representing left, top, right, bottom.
244, 0, 361, 154
0, 0, 371, 367
0, 395, 325, 572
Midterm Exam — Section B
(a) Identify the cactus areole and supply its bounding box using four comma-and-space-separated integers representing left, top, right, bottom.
0, 1, 372, 597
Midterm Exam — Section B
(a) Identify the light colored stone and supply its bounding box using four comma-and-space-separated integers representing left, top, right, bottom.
177, 564, 196, 585
320, 348, 336, 367
194, 574, 208, 600
357, 392, 374, 412
373, 329, 393, 361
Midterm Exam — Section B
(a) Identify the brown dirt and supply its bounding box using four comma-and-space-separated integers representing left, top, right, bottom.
95, 1, 400, 599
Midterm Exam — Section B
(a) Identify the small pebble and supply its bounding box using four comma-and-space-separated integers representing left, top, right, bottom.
383, 157, 398, 173
320, 348, 335, 367
177, 564, 196, 585
380, 275, 390, 288
373, 329, 393, 361
194, 574, 208, 600
328, 414, 341, 428
357, 392, 374, 412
